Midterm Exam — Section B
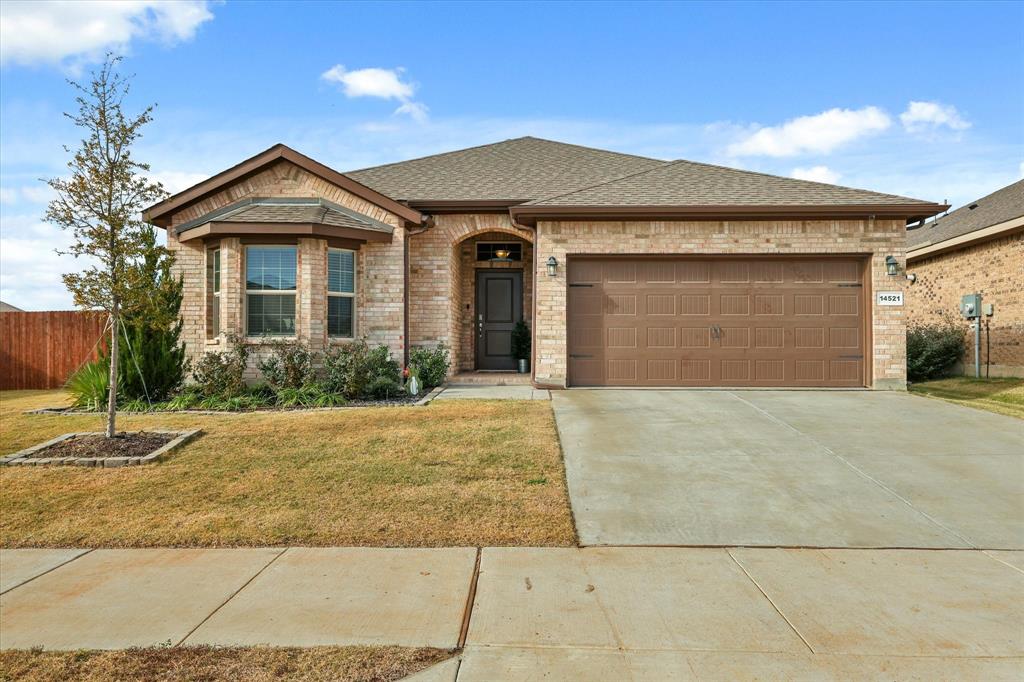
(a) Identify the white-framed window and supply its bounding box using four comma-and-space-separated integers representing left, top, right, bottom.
206, 247, 220, 339
327, 248, 356, 338
245, 245, 297, 337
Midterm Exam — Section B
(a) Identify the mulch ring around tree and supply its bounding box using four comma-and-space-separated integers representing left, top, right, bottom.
31, 432, 173, 458
0, 429, 201, 468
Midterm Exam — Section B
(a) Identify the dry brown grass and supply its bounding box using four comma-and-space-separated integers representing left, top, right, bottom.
910, 377, 1024, 419
0, 390, 575, 548
0, 645, 453, 682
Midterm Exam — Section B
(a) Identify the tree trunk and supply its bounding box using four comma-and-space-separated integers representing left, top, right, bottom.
106, 300, 119, 438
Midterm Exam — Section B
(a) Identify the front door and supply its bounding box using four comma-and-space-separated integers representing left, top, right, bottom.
475, 270, 523, 370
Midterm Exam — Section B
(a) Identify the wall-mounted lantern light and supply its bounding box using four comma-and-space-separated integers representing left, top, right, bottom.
546, 256, 558, 277
885, 255, 899, 276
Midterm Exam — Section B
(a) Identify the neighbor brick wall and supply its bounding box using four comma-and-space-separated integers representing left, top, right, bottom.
407, 214, 533, 375
533, 218, 909, 389
906, 232, 1023, 376
165, 160, 406, 376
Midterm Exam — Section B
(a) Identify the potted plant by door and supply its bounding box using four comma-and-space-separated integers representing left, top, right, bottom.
512, 320, 531, 374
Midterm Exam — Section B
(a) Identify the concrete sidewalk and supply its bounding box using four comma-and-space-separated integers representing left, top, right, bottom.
2, 546, 1021, 678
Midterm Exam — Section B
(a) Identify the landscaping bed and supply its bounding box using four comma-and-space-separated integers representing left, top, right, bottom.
0, 645, 454, 682
1, 429, 200, 467
0, 390, 576, 548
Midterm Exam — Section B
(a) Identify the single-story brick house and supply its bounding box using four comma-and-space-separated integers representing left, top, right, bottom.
143, 137, 947, 389
906, 179, 1023, 377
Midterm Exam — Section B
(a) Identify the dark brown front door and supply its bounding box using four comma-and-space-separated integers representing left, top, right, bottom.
567, 257, 867, 387
476, 270, 523, 370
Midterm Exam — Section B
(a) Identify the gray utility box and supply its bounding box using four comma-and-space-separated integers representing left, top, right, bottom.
961, 293, 982, 319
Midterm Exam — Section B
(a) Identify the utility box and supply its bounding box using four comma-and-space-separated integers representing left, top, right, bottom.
960, 293, 982, 319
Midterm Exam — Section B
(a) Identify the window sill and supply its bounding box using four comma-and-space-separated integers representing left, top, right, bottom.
328, 337, 356, 344
245, 336, 298, 345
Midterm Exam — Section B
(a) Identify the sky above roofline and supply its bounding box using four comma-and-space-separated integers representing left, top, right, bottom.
1, 0, 1022, 309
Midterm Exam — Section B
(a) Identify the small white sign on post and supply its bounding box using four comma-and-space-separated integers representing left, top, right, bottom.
876, 291, 904, 306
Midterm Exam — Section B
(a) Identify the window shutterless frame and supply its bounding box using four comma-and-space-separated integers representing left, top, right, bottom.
244, 245, 298, 337
327, 247, 356, 339
205, 246, 221, 339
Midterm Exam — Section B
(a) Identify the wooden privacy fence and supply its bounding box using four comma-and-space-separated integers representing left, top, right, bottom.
0, 311, 107, 390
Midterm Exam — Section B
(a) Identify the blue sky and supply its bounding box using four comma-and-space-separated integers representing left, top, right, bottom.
1, 0, 1022, 309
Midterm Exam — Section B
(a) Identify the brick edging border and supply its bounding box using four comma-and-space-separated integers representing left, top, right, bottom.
0, 429, 202, 468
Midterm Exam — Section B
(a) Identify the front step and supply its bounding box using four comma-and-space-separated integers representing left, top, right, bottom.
449, 372, 532, 386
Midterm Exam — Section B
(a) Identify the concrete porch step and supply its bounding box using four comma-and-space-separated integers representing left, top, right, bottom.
450, 371, 531, 386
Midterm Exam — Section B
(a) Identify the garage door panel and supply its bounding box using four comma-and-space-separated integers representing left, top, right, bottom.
567, 257, 866, 388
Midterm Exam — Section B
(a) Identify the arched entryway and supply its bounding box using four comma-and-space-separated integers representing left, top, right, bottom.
451, 227, 535, 373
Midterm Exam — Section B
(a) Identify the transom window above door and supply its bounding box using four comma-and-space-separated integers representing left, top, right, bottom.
476, 242, 522, 262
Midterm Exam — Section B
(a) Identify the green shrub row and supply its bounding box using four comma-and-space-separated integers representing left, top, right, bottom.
68, 337, 449, 411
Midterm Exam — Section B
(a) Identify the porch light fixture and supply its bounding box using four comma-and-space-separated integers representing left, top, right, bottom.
885, 255, 899, 276
546, 256, 558, 277
490, 248, 512, 263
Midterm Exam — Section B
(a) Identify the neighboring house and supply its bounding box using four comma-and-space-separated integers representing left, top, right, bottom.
0, 301, 24, 313
143, 137, 945, 389
906, 180, 1024, 377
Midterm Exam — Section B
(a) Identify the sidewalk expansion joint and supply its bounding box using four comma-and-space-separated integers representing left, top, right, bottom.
174, 547, 287, 647
726, 548, 816, 655
458, 547, 482, 648
0, 548, 95, 595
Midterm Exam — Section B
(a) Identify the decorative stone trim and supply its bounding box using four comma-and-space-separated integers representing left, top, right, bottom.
0, 429, 202, 467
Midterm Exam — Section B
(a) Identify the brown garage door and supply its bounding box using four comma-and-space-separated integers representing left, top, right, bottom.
567, 257, 867, 387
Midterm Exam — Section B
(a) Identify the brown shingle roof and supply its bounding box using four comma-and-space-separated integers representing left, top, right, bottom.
176, 198, 394, 236
907, 179, 1024, 249
346, 136, 665, 203
524, 159, 937, 207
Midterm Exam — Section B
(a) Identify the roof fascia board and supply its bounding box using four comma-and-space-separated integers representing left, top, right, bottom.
907, 215, 1024, 261
509, 203, 949, 225
143, 144, 422, 227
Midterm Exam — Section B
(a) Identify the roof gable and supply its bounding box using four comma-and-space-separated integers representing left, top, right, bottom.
144, 144, 422, 227
345, 136, 664, 204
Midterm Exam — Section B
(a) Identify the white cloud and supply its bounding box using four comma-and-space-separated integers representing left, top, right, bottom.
727, 106, 891, 157
0, 1, 214, 69
900, 101, 971, 134
791, 165, 841, 184
149, 170, 210, 194
321, 64, 428, 122
0, 187, 18, 204
0, 213, 88, 310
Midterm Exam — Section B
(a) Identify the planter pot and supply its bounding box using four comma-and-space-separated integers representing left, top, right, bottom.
517, 358, 529, 374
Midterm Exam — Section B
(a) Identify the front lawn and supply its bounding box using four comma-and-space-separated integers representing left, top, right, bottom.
909, 376, 1024, 419
0, 646, 452, 682
0, 390, 575, 548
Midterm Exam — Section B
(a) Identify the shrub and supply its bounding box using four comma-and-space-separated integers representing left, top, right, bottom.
322, 339, 401, 398
257, 342, 317, 390
115, 225, 187, 402
408, 343, 450, 389
67, 359, 109, 411
191, 337, 250, 398
511, 321, 531, 361
907, 318, 966, 381
367, 375, 403, 400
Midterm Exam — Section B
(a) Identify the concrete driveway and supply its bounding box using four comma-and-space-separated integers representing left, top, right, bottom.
553, 390, 1024, 548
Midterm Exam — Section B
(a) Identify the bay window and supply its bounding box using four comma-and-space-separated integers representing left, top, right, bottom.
246, 245, 297, 336
328, 248, 355, 338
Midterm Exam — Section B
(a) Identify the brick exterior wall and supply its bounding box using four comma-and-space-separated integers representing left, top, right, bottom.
165, 160, 406, 377
407, 214, 534, 375
907, 232, 1024, 376
456, 232, 534, 371
532, 218, 909, 390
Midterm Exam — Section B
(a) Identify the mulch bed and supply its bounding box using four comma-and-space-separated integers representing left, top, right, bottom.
23, 432, 174, 459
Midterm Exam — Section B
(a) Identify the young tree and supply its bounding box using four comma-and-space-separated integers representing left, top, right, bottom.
45, 54, 167, 437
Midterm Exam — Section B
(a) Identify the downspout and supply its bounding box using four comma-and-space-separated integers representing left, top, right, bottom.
404, 218, 434, 368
